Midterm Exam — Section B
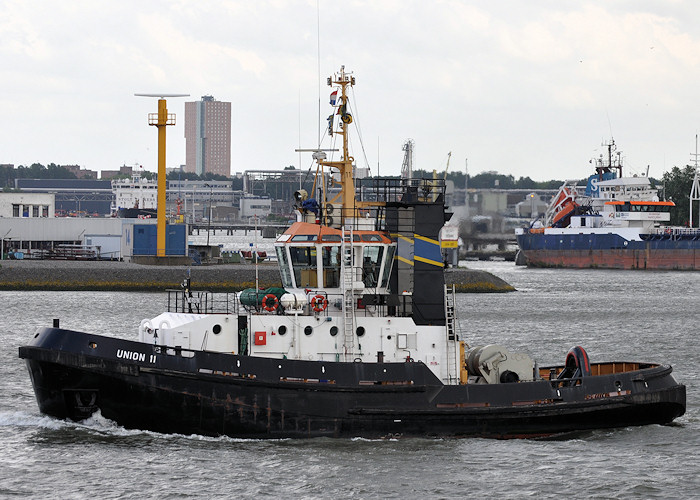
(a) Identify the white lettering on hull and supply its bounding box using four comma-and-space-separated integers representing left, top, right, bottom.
116, 349, 147, 362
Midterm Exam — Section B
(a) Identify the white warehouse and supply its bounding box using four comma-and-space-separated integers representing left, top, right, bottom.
0, 193, 55, 218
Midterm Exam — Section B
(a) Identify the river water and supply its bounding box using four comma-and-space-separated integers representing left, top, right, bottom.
1, 262, 698, 499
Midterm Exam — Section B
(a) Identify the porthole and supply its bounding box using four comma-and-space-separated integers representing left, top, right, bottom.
304, 326, 313, 336
356, 326, 365, 337
330, 326, 338, 337
213, 324, 222, 335
278, 325, 287, 336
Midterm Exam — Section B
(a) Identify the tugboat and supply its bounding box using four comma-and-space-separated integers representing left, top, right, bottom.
20, 67, 685, 438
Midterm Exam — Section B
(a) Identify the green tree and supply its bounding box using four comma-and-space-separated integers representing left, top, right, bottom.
661, 165, 697, 226
0, 165, 14, 188
466, 172, 516, 189
4, 163, 77, 185
46, 163, 78, 179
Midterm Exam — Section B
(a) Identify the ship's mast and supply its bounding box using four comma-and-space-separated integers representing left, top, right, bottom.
319, 66, 356, 224
690, 134, 700, 228
596, 139, 623, 180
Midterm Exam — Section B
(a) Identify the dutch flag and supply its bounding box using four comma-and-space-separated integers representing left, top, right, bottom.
330, 90, 338, 106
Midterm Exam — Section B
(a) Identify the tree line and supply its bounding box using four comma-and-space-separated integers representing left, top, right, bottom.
0, 163, 578, 190
0, 163, 78, 188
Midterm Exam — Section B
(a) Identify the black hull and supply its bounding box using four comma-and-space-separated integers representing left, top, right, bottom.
19, 328, 686, 439
116, 208, 157, 219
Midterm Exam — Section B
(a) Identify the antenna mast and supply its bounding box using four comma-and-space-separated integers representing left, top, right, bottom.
401, 139, 414, 181
690, 135, 700, 228
318, 66, 356, 224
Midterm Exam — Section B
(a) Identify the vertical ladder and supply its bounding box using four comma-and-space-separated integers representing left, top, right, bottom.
444, 284, 457, 383
341, 228, 355, 361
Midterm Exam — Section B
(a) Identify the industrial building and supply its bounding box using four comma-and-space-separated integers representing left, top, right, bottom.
15, 179, 113, 216
0, 217, 187, 261
0, 192, 55, 218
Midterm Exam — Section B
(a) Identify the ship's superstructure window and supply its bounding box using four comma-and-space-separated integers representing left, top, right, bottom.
381, 246, 395, 288
322, 245, 341, 287
614, 204, 671, 213
275, 246, 293, 288
321, 234, 341, 242
361, 234, 383, 242
291, 235, 317, 242
289, 246, 317, 287
362, 246, 384, 287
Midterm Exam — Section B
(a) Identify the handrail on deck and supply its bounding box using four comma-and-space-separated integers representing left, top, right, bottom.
166, 289, 240, 315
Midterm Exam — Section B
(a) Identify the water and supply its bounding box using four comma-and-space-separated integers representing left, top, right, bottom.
2, 263, 699, 499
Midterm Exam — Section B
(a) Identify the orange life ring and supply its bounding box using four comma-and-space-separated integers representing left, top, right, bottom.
262, 294, 278, 312
311, 294, 328, 312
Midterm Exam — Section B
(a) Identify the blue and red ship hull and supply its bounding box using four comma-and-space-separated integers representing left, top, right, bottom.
517, 231, 700, 270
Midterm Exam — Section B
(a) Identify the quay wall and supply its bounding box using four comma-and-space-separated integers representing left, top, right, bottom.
0, 260, 514, 293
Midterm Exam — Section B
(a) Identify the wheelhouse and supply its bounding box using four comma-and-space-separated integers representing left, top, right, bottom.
606, 200, 675, 213
275, 222, 395, 292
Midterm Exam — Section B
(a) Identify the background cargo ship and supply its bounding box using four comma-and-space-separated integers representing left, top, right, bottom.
516, 140, 700, 270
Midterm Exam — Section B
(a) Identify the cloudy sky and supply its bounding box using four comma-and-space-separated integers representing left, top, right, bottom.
2, 1, 700, 182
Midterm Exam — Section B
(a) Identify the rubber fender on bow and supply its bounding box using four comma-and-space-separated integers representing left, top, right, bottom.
557, 345, 591, 381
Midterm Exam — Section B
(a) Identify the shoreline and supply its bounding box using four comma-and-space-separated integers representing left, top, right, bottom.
0, 260, 515, 293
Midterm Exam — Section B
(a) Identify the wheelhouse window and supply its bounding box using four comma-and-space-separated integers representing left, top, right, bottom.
380, 245, 395, 288
291, 235, 317, 242
275, 246, 293, 288
322, 246, 341, 287
361, 234, 383, 242
362, 246, 384, 287
615, 203, 671, 213
289, 246, 317, 287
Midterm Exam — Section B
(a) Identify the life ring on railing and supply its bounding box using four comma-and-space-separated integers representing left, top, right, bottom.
311, 294, 328, 312
262, 294, 279, 312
